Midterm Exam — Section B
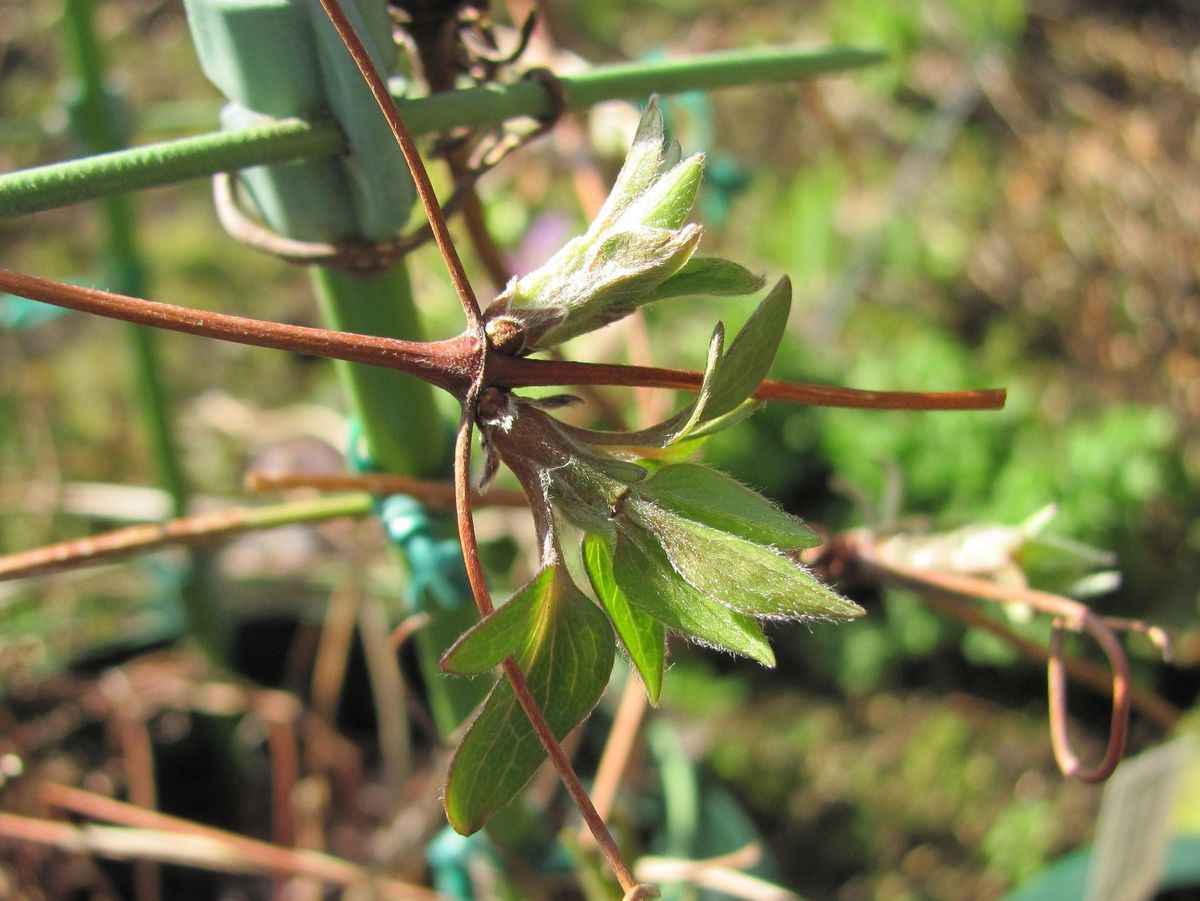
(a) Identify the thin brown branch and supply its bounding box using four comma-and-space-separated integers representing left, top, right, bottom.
255, 692, 303, 857
915, 592, 1179, 729
452, 403, 494, 617
488, 355, 1008, 411
846, 530, 1173, 782
0, 270, 1005, 414
0, 500, 368, 583
315, 0, 484, 333
245, 470, 528, 508
500, 657, 648, 897
0, 509, 239, 581
100, 671, 160, 901
0, 268, 480, 396
451, 401, 648, 896
460, 179, 514, 288
1049, 618, 1130, 783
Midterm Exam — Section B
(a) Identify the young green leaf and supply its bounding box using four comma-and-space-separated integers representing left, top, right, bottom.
444, 569, 615, 835
639, 463, 819, 549
589, 96, 670, 234
440, 567, 554, 675
637, 257, 765, 303
559, 276, 792, 455
582, 533, 666, 704
703, 275, 792, 420
628, 496, 863, 621
482, 98, 709, 352
613, 522, 775, 665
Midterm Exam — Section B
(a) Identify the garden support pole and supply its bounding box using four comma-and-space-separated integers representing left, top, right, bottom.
183, 0, 486, 731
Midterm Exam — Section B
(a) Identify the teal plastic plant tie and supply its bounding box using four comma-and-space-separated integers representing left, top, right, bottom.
182, 0, 415, 242
345, 418, 469, 612
378, 495, 469, 612
0, 294, 71, 330
426, 826, 481, 900
345, 416, 378, 475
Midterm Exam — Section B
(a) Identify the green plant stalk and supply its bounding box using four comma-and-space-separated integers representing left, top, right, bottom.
0, 45, 884, 218
310, 263, 485, 732
310, 265, 444, 477
61, 0, 226, 657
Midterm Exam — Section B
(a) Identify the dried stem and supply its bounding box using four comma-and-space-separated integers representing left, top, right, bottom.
847, 530, 1173, 782
314, 0, 483, 333
0, 495, 373, 582
29, 784, 437, 899
914, 591, 1179, 729
245, 470, 527, 508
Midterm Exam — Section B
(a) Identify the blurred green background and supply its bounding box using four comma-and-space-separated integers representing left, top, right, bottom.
1, 0, 1197, 898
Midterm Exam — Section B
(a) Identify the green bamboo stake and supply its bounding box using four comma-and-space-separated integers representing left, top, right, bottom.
310, 265, 445, 477
0, 45, 883, 218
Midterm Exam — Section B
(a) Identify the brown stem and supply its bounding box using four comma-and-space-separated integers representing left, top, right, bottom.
451, 401, 644, 895
0, 502, 368, 583
0, 269, 1006, 413
101, 672, 160, 901
847, 531, 1169, 782
0, 268, 480, 397
915, 592, 1178, 729
452, 403, 494, 617
257, 694, 302, 880
315, 0, 484, 333
488, 355, 1008, 411
1049, 618, 1130, 783
245, 470, 528, 508
461, 181, 514, 289
500, 657, 644, 896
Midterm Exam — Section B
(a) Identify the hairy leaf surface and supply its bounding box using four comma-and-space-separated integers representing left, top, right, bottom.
444, 569, 615, 835
582, 533, 665, 704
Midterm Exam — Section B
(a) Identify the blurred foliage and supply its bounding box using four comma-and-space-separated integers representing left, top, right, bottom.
1, 0, 1198, 897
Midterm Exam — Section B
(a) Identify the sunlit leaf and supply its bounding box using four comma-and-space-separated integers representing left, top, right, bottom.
582, 533, 665, 704
638, 257, 765, 303
444, 569, 615, 835
703, 275, 792, 420
589, 96, 669, 234
628, 495, 862, 621
639, 463, 819, 549
440, 567, 554, 675
639, 154, 704, 229
613, 521, 775, 665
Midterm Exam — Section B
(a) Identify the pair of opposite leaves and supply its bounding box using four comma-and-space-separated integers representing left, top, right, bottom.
436, 99, 863, 834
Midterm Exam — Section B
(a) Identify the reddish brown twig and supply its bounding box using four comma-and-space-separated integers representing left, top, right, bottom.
314, 0, 484, 333
450, 399, 647, 895
100, 670, 161, 901
489, 355, 1007, 411
847, 530, 1174, 782
913, 592, 1179, 730
0, 269, 479, 395
0, 498, 370, 583
0, 269, 1005, 414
